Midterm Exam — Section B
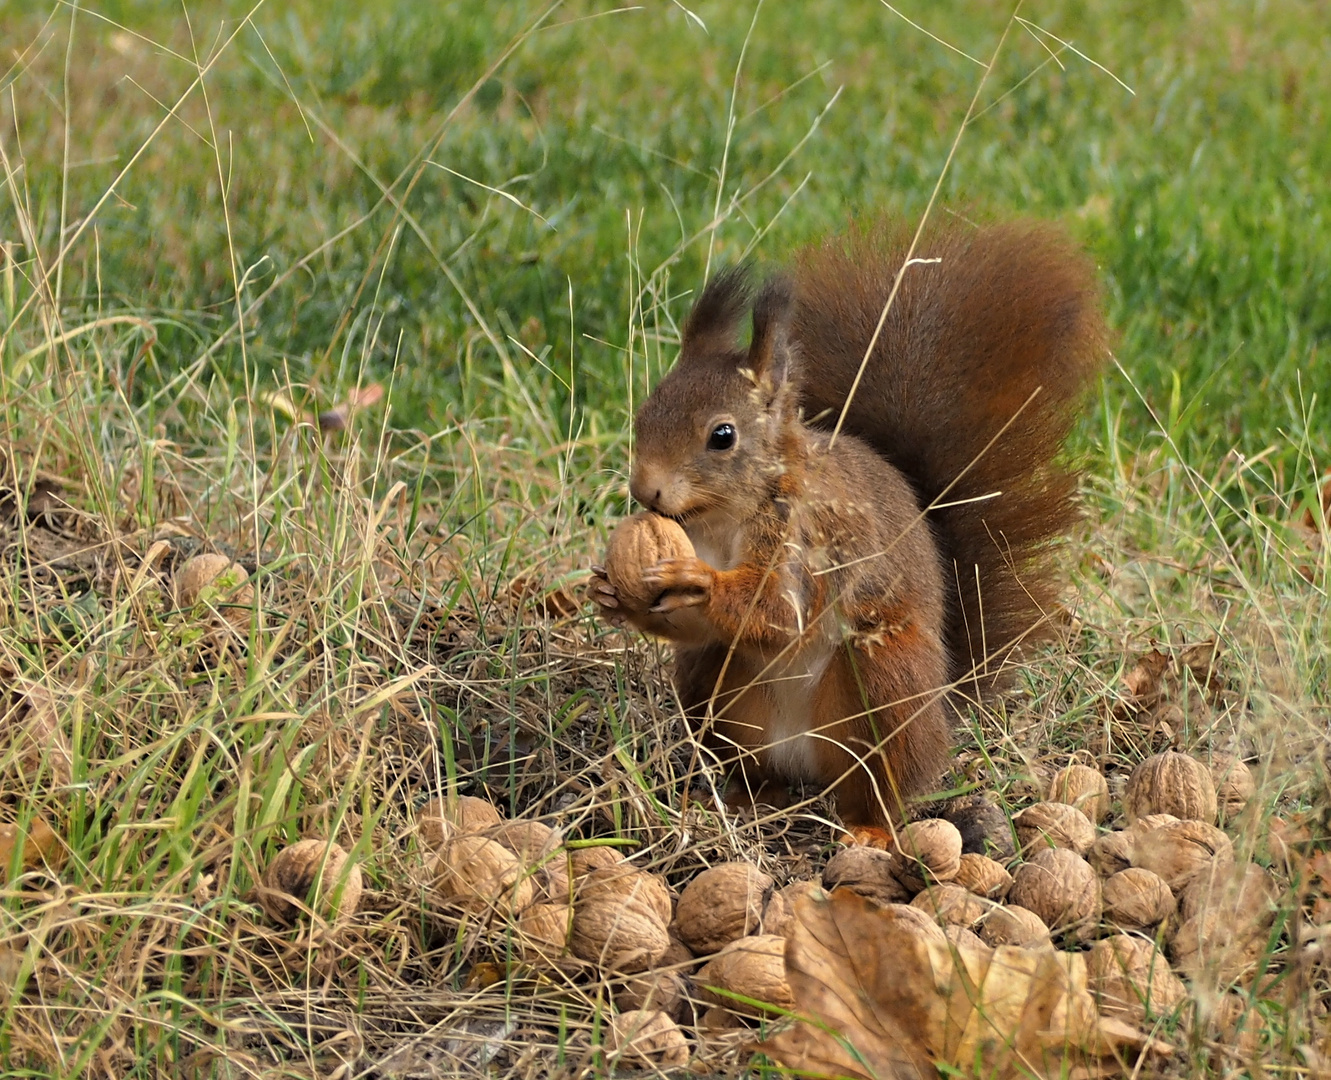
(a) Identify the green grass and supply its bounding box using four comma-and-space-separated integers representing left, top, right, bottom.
4, 1, 1329, 449
0, 1, 1328, 1077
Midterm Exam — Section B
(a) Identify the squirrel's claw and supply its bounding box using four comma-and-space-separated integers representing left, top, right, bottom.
588, 569, 628, 627
644, 557, 713, 612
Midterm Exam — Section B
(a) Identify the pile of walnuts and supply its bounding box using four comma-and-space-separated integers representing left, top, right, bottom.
253, 747, 1304, 1068
816, 753, 1282, 1049
406, 794, 798, 1066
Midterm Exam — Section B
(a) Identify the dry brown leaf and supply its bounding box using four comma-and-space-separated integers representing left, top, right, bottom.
502, 571, 581, 620
0, 818, 68, 879
1178, 639, 1223, 694
1121, 648, 1169, 707
5, 680, 74, 789
762, 887, 1172, 1080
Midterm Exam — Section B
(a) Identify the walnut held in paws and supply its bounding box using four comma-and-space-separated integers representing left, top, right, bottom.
603, 512, 695, 610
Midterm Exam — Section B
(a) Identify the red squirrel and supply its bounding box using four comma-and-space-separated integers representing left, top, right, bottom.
592, 217, 1107, 830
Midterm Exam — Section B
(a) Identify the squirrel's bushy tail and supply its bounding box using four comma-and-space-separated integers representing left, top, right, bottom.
791, 218, 1107, 700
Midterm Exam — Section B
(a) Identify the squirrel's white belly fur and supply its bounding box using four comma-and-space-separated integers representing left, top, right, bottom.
686, 511, 837, 780
686, 512, 743, 572
761, 640, 835, 780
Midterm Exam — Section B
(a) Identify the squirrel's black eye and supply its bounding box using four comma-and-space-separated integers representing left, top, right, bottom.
707, 423, 737, 451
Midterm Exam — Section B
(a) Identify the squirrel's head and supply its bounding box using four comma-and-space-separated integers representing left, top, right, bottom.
630, 266, 799, 522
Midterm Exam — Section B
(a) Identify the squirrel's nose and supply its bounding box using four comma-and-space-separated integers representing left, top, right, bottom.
629, 480, 660, 512
628, 465, 662, 511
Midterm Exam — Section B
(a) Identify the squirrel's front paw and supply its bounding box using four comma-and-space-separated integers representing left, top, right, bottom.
642, 557, 714, 613
588, 565, 627, 627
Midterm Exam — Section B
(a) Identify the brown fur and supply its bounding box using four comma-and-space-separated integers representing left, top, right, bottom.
792, 219, 1107, 701
594, 217, 1106, 827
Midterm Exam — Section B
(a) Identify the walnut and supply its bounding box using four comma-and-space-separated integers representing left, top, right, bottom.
868, 901, 949, 943
605, 512, 695, 610
1209, 753, 1256, 822
1123, 752, 1218, 824
935, 795, 1014, 860
1207, 992, 1268, 1057
260, 839, 362, 925
1101, 867, 1175, 931
943, 924, 990, 954
575, 865, 673, 927
1170, 909, 1269, 985
975, 904, 1051, 948
1127, 813, 1181, 836
823, 845, 910, 905
417, 794, 504, 849
431, 834, 535, 916
1012, 801, 1096, 855
489, 819, 556, 859
614, 968, 690, 1022
0, 817, 67, 877
569, 844, 625, 876
516, 902, 571, 959
1132, 819, 1233, 892
174, 553, 253, 628
700, 1005, 746, 1032
1006, 847, 1100, 935
607, 1009, 690, 1068
909, 883, 994, 929
891, 819, 963, 893
536, 857, 572, 907
1087, 830, 1136, 877
1048, 764, 1111, 823
1088, 934, 1187, 1023
1177, 861, 1277, 926
661, 928, 697, 968
952, 853, 1013, 900
571, 896, 670, 974
696, 934, 794, 1017
675, 863, 775, 956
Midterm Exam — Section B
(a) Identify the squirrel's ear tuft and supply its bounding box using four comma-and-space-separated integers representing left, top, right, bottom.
748, 275, 794, 388
681, 264, 753, 359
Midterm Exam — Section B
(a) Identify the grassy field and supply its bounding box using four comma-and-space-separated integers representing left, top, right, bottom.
0, 1, 1328, 1077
